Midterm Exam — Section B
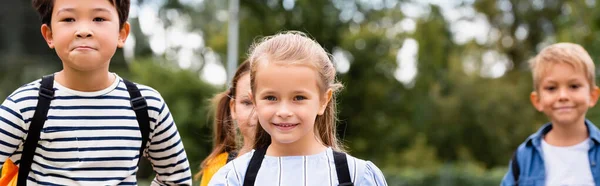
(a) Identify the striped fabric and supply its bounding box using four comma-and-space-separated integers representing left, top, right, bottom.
208, 148, 388, 186
0, 74, 191, 185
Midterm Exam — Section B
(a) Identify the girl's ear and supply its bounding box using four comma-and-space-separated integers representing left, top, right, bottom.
318, 89, 333, 115
229, 97, 237, 120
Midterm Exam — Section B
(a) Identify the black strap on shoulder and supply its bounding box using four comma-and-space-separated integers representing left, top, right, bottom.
243, 146, 267, 186
511, 151, 520, 185
333, 151, 353, 186
123, 79, 150, 165
17, 75, 55, 186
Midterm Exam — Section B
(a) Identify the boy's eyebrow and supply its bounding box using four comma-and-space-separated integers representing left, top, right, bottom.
56, 8, 75, 14
568, 78, 586, 83
57, 8, 112, 14
542, 78, 585, 84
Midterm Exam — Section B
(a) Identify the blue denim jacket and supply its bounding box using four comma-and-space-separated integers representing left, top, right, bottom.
500, 120, 600, 186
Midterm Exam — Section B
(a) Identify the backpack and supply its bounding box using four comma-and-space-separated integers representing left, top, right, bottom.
511, 151, 520, 186
0, 75, 151, 186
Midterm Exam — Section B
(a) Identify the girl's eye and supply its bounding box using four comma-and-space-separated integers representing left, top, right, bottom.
294, 96, 307, 101
264, 96, 277, 101
241, 100, 252, 106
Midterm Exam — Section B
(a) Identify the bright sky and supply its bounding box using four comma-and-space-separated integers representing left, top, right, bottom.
126, 0, 508, 87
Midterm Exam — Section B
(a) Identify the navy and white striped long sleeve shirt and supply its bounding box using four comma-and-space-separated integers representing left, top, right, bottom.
0, 74, 192, 185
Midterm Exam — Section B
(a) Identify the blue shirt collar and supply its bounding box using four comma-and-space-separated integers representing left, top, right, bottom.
526, 119, 600, 147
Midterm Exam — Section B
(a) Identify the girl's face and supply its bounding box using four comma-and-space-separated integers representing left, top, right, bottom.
252, 62, 330, 146
230, 74, 258, 140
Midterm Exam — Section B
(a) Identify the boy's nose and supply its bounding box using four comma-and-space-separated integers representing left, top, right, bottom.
75, 28, 93, 38
558, 88, 570, 101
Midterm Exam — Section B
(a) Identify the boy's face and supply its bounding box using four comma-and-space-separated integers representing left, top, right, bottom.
531, 63, 600, 126
41, 0, 129, 72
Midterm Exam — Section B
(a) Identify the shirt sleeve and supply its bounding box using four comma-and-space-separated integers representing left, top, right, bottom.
0, 98, 27, 168
500, 158, 517, 186
207, 162, 242, 186
147, 98, 192, 185
357, 161, 388, 186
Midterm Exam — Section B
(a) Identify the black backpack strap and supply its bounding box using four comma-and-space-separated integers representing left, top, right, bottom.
123, 79, 150, 165
333, 151, 353, 186
243, 146, 267, 186
511, 150, 520, 185
17, 75, 55, 186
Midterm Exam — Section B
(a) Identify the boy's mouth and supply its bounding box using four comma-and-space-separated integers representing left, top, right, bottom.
72, 45, 96, 51
554, 106, 575, 112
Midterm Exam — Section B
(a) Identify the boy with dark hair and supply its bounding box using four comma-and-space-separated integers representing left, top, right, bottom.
0, 0, 192, 185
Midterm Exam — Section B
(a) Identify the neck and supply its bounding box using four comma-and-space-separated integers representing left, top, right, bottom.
545, 119, 589, 146
238, 136, 254, 157
55, 67, 114, 92
266, 133, 327, 156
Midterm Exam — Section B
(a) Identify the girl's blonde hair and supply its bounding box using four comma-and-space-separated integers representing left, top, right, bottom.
248, 31, 344, 151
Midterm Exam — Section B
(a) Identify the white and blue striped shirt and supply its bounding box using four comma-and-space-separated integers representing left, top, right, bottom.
208, 148, 388, 186
0, 74, 192, 185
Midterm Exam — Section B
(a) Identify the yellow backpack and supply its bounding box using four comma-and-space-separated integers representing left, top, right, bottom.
200, 152, 230, 186
0, 159, 18, 186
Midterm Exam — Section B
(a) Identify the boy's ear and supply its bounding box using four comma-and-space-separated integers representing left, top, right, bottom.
589, 86, 600, 107
318, 89, 333, 115
117, 22, 131, 48
530, 91, 543, 112
41, 24, 54, 49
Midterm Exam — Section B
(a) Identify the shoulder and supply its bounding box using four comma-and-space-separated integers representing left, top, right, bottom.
201, 152, 230, 186
117, 76, 165, 108
206, 152, 230, 169
345, 154, 388, 186
513, 123, 552, 158
6, 79, 43, 104
514, 125, 546, 160
119, 78, 162, 98
208, 151, 253, 186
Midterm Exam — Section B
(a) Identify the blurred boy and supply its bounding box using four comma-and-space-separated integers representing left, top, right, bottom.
501, 43, 600, 186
